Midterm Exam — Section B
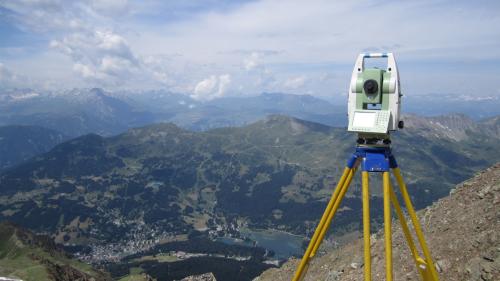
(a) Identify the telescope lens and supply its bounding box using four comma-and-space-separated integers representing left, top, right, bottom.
363, 79, 378, 95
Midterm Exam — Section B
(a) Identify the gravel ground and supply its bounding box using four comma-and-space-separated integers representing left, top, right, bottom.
257, 163, 500, 281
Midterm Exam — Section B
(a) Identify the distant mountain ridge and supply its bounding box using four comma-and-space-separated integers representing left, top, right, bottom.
0, 89, 344, 136
480, 115, 500, 138
0, 88, 156, 137
0, 125, 68, 170
403, 93, 500, 120
3, 88, 498, 138
402, 113, 499, 140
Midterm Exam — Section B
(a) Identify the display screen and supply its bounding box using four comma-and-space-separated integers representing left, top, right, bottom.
352, 111, 376, 128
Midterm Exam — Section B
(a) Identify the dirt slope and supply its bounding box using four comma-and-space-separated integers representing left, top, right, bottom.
257, 163, 500, 281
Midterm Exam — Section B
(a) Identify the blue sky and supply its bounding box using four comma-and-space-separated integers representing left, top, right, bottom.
0, 0, 499, 100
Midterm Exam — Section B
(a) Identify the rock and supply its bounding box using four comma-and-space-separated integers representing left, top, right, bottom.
435, 259, 448, 273
325, 270, 342, 281
350, 255, 364, 269
179, 273, 217, 281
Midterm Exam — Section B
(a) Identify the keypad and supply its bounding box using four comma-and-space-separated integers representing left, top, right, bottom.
349, 110, 390, 133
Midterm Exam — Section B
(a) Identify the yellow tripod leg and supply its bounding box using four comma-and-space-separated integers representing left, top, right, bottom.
310, 167, 356, 256
388, 181, 427, 280
362, 171, 371, 281
292, 167, 353, 281
383, 172, 393, 281
393, 168, 440, 281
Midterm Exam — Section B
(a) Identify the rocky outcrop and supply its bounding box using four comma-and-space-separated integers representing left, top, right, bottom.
46, 262, 100, 281
257, 163, 500, 281
0, 222, 112, 281
403, 114, 480, 141
179, 273, 217, 281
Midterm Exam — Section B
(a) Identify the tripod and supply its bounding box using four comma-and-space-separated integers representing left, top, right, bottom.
293, 145, 440, 281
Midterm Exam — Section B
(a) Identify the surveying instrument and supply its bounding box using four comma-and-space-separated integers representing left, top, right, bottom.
293, 53, 439, 281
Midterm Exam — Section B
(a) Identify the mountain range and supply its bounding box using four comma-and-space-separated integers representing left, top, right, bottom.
0, 89, 345, 136
0, 88, 156, 137
0, 114, 497, 251
403, 93, 500, 120
2, 88, 498, 138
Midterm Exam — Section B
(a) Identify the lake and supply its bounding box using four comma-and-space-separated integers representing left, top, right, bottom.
217, 228, 304, 259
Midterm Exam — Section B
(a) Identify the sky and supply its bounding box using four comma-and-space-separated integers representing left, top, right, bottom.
0, 0, 499, 101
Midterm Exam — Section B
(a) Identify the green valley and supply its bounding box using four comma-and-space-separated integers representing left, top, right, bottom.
0, 114, 498, 280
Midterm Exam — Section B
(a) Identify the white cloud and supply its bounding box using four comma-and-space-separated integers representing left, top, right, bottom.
1, 0, 145, 88
1, 0, 90, 32
243, 52, 261, 71
283, 75, 307, 90
194, 76, 217, 96
0, 63, 19, 88
89, 0, 130, 16
218, 74, 231, 96
101, 56, 135, 75
242, 50, 280, 74
130, 0, 500, 95
0, 62, 44, 89
50, 29, 139, 85
153, 1, 498, 63
73, 63, 98, 79
191, 74, 232, 101
1, 0, 500, 96
95, 30, 133, 57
